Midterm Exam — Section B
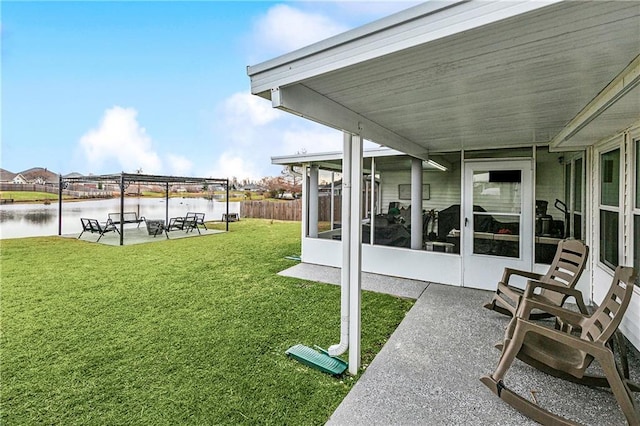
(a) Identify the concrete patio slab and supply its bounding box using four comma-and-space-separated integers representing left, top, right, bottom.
279, 263, 639, 425
278, 263, 429, 299
327, 282, 639, 425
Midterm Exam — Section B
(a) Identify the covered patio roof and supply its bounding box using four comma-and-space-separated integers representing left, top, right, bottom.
248, 1, 640, 156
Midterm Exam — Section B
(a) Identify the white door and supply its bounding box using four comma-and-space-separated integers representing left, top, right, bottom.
463, 160, 533, 290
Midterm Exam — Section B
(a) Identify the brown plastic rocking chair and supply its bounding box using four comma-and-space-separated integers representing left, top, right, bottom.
481, 266, 640, 425
484, 239, 589, 320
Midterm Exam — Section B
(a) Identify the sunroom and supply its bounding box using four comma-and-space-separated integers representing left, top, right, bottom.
248, 0, 640, 364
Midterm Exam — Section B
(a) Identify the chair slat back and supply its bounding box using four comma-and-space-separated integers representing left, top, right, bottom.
582, 266, 637, 344
540, 240, 589, 305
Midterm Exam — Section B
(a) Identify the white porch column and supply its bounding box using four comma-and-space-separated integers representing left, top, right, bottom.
308, 165, 319, 238
370, 157, 376, 245
330, 172, 335, 230
348, 133, 363, 374
411, 157, 423, 250
301, 164, 309, 240
329, 132, 352, 358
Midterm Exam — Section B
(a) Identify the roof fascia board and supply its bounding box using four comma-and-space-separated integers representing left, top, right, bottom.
550, 54, 640, 149
248, 0, 562, 96
248, 1, 466, 76
272, 84, 429, 160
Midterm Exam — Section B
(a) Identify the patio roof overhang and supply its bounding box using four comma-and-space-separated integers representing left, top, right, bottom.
271, 147, 453, 172
248, 1, 640, 155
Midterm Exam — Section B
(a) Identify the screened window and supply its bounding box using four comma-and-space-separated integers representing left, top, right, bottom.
599, 149, 620, 269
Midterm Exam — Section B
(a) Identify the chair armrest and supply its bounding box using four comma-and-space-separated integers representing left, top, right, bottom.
523, 280, 589, 314
501, 268, 543, 285
514, 318, 602, 354
517, 297, 589, 328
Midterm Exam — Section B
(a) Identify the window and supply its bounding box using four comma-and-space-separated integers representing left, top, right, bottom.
599, 148, 620, 270
535, 148, 584, 264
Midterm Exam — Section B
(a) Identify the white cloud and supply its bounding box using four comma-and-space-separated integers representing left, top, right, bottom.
79, 106, 162, 174
223, 92, 282, 127
250, 4, 349, 57
206, 152, 262, 182
166, 154, 193, 176
281, 127, 343, 154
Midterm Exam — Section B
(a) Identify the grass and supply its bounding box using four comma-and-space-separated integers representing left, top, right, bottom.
0, 191, 63, 202
0, 219, 414, 425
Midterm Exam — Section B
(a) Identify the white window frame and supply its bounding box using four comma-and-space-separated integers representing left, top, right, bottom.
630, 126, 640, 287
564, 153, 585, 239
595, 136, 624, 273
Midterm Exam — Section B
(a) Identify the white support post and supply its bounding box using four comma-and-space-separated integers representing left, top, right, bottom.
329, 132, 352, 358
309, 165, 319, 238
330, 172, 335, 230
411, 157, 423, 250
370, 157, 376, 245
348, 133, 363, 375
301, 164, 309, 240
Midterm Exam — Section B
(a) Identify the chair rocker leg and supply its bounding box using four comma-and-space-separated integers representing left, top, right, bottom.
480, 376, 581, 425
598, 352, 640, 426
483, 297, 515, 317
493, 343, 640, 393
527, 312, 554, 320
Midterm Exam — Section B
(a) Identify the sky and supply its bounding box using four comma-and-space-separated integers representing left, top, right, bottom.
1, 1, 419, 180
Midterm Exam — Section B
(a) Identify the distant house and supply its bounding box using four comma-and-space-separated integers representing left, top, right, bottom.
11, 174, 28, 184
19, 167, 59, 184
0, 168, 17, 183
240, 183, 265, 192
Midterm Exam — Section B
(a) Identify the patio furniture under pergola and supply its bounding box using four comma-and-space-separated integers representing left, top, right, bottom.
58, 172, 230, 245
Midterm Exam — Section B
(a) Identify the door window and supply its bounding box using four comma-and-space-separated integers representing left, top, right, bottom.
472, 169, 521, 258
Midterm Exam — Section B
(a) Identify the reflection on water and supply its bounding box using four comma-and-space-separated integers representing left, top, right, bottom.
24, 211, 56, 224
0, 197, 240, 239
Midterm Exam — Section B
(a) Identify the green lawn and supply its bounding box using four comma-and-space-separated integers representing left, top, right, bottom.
0, 219, 413, 425
0, 191, 62, 202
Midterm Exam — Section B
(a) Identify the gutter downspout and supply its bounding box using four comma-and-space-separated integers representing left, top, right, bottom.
328, 131, 352, 357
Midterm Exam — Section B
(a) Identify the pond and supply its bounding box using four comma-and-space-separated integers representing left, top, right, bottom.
0, 197, 240, 239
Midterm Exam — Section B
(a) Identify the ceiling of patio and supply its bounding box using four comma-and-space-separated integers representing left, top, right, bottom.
250, 1, 639, 156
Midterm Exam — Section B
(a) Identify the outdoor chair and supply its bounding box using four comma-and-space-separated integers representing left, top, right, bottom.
107, 212, 146, 228
484, 239, 589, 320
186, 212, 207, 230
481, 266, 640, 425
78, 218, 119, 242
166, 215, 199, 234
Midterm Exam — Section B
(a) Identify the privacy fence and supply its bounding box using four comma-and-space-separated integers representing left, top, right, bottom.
239, 196, 342, 222
0, 183, 112, 199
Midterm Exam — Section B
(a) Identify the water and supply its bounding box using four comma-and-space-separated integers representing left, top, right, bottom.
0, 197, 240, 239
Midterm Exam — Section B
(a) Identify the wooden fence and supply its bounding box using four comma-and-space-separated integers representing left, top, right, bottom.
240, 196, 343, 222
0, 183, 112, 199
241, 200, 302, 221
